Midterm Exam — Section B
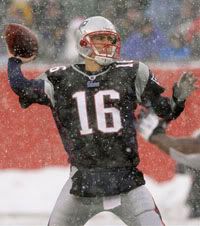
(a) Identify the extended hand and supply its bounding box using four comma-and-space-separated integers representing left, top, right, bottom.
173, 72, 197, 102
8, 50, 36, 63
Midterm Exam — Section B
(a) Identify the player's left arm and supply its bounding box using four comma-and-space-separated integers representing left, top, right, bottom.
137, 63, 197, 121
141, 73, 184, 120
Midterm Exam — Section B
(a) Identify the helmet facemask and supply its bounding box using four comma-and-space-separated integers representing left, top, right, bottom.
79, 31, 121, 65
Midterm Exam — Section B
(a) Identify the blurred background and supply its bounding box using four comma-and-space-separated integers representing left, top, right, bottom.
1, 0, 200, 64
1, 0, 200, 225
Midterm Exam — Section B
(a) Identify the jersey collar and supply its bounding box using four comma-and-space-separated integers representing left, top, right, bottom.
72, 64, 112, 81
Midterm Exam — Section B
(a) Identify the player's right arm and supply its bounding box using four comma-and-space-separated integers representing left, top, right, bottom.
7, 57, 54, 108
138, 111, 200, 168
138, 111, 200, 155
150, 134, 200, 155
151, 134, 200, 169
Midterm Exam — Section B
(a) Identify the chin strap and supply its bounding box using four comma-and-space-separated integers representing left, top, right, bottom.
94, 55, 115, 65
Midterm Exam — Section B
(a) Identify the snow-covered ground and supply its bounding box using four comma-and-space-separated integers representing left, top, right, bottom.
0, 167, 199, 226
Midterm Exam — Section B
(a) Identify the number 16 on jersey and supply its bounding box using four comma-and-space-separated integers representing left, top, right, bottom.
73, 90, 123, 135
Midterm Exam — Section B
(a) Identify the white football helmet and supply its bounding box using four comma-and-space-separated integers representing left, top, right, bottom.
76, 16, 121, 65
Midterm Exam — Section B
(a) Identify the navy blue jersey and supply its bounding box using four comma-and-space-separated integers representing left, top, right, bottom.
8, 58, 185, 196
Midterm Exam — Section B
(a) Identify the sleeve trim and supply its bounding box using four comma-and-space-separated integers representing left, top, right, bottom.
135, 62, 149, 102
36, 73, 55, 106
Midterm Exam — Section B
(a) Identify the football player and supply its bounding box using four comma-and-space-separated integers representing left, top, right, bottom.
7, 16, 195, 226
138, 105, 200, 219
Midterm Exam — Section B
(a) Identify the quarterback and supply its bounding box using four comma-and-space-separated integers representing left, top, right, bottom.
7, 16, 195, 226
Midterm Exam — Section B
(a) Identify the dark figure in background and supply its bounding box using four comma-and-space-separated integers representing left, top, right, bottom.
31, 0, 67, 61
138, 97, 200, 219
7, 16, 193, 226
159, 32, 191, 61
187, 169, 200, 218
121, 18, 168, 61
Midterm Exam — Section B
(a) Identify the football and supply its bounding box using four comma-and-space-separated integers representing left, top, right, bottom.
4, 23, 38, 58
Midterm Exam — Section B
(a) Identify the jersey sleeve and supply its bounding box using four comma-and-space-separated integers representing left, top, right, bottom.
7, 57, 54, 108
135, 62, 185, 121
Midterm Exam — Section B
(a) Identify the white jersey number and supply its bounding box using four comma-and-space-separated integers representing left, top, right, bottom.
73, 90, 122, 135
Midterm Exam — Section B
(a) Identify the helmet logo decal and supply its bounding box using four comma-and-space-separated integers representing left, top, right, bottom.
151, 74, 160, 85
79, 20, 89, 29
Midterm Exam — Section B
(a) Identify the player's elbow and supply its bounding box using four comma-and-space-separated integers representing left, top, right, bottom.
9, 78, 28, 97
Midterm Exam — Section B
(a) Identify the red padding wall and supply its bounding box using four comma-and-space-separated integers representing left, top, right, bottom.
1, 65, 200, 181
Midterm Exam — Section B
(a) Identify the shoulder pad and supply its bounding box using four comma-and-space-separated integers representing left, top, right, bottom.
115, 60, 138, 68
45, 65, 70, 84
135, 62, 150, 103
